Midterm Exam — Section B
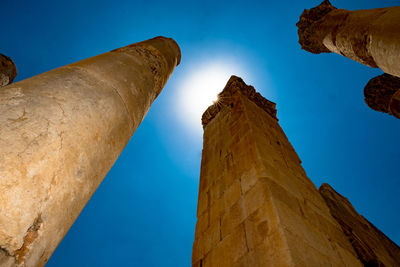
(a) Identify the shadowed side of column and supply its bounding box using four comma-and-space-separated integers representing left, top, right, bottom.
0, 54, 17, 87
364, 73, 400, 119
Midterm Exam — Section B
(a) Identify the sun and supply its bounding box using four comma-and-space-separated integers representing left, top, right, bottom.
177, 59, 247, 133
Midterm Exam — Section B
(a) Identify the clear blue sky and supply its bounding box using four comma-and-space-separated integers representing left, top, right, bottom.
1, 0, 399, 266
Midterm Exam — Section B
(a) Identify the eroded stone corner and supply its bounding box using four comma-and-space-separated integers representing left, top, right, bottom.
0, 214, 43, 266
14, 214, 43, 265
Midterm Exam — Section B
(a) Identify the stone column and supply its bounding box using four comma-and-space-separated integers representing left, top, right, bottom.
364, 73, 400, 119
297, 0, 400, 78
0, 54, 17, 87
193, 76, 362, 266
0, 36, 180, 267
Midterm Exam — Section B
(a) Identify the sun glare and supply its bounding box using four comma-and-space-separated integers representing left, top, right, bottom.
177, 59, 246, 132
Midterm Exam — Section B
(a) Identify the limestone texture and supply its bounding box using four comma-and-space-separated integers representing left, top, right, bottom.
320, 183, 400, 266
0, 54, 17, 87
0, 36, 180, 266
297, 1, 400, 77
364, 73, 400, 119
192, 76, 363, 266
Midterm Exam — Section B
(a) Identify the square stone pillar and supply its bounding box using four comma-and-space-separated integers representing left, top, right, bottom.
192, 76, 362, 267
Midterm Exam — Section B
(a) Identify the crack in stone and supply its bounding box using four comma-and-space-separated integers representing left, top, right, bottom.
58, 131, 65, 151
17, 120, 50, 159
56, 102, 66, 119
7, 109, 27, 123
242, 223, 250, 253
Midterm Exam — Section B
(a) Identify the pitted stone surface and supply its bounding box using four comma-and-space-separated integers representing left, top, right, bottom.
0, 54, 17, 87
296, 0, 335, 54
364, 73, 400, 118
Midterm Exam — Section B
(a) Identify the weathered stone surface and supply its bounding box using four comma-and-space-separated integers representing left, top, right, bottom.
192, 76, 363, 266
364, 73, 400, 118
0, 36, 180, 266
0, 54, 17, 87
297, 1, 400, 77
296, 0, 336, 54
320, 183, 400, 267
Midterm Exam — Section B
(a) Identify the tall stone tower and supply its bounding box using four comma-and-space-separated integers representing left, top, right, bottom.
192, 76, 362, 266
192, 76, 400, 266
0, 36, 180, 267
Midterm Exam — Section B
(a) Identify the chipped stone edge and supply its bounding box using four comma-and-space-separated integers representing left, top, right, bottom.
296, 0, 337, 54
0, 214, 42, 266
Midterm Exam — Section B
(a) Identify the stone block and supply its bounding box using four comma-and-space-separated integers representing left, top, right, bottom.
211, 223, 248, 267
197, 191, 209, 217
239, 167, 258, 194
223, 179, 242, 210
243, 178, 271, 216
221, 197, 246, 238
202, 221, 221, 255
243, 202, 272, 250
209, 178, 224, 205
195, 210, 209, 237
209, 197, 224, 225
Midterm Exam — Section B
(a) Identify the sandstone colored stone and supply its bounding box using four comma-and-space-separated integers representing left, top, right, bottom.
192, 76, 364, 266
194, 210, 209, 238
320, 183, 400, 266
0, 54, 17, 87
297, 1, 400, 78
364, 73, 400, 119
0, 36, 180, 266
223, 179, 241, 210
197, 190, 209, 217
243, 202, 272, 250
207, 223, 248, 267
209, 197, 225, 225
